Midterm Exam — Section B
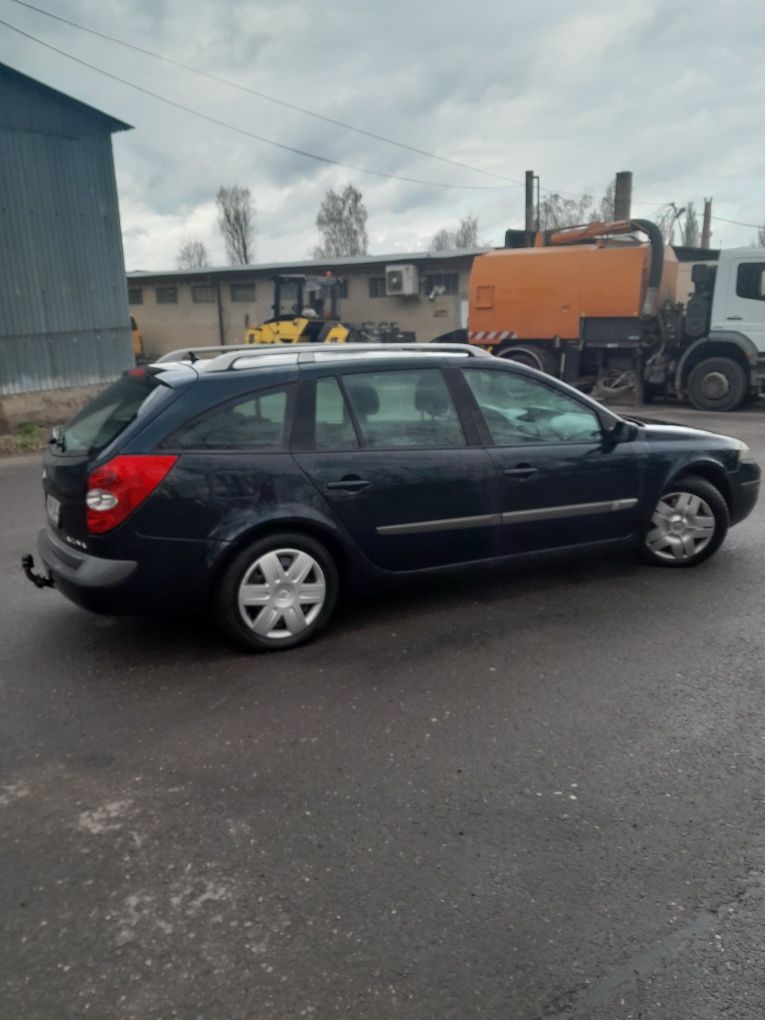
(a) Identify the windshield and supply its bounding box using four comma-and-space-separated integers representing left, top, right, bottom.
61, 370, 167, 455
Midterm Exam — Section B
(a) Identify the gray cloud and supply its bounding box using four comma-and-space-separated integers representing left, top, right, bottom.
2, 0, 764, 269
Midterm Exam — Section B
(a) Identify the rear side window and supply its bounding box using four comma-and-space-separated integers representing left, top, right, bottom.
167, 387, 290, 450
62, 371, 167, 455
342, 369, 466, 448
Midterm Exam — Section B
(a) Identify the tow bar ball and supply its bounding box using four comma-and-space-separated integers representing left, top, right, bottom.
21, 554, 54, 589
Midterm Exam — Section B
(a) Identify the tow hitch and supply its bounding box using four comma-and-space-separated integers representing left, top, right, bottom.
21, 554, 54, 589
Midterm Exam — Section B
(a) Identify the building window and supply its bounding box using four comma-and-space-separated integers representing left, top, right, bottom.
334, 279, 349, 299
369, 277, 386, 298
230, 282, 256, 302
192, 285, 216, 304
128, 287, 143, 305
156, 286, 178, 304
423, 273, 459, 296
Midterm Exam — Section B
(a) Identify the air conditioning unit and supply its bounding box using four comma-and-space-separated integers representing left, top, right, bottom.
385, 264, 419, 296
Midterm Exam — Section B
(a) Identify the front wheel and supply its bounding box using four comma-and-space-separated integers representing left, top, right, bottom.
686, 357, 747, 412
641, 477, 729, 567
213, 533, 339, 651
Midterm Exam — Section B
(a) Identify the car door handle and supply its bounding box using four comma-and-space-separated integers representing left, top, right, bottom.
326, 476, 371, 492
726, 315, 743, 320
503, 465, 539, 481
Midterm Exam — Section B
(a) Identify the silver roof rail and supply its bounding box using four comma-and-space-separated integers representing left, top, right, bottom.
155, 344, 254, 364
200, 342, 491, 372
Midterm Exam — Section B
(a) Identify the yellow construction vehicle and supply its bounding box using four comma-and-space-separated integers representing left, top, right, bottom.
245, 274, 351, 345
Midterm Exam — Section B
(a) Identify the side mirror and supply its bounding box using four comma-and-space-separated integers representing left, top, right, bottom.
603, 419, 637, 446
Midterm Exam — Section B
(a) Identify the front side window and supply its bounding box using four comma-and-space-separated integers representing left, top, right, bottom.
736, 263, 765, 302
168, 388, 289, 450
342, 369, 465, 448
463, 368, 602, 445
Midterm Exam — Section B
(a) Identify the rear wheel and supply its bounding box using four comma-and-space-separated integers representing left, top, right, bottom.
641, 476, 728, 567
496, 344, 556, 375
686, 357, 747, 412
213, 532, 339, 651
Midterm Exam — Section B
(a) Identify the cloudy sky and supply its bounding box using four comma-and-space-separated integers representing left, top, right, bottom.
2, 0, 764, 270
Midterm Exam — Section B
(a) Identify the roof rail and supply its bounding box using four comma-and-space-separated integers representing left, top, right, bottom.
201, 341, 490, 372
154, 344, 253, 364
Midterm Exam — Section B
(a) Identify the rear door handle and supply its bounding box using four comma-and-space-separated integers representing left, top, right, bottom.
503, 465, 539, 481
726, 315, 743, 321
326, 476, 371, 493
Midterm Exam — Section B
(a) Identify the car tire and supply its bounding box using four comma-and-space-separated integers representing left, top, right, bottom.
686, 357, 747, 412
640, 476, 729, 567
213, 532, 339, 651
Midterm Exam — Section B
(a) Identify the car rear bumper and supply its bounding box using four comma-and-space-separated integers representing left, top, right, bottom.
33, 526, 227, 616
38, 527, 137, 588
35, 527, 139, 613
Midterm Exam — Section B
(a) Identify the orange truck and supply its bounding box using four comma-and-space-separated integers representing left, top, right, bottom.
467, 219, 765, 411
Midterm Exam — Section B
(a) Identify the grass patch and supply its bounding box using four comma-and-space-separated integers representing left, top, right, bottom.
0, 422, 48, 456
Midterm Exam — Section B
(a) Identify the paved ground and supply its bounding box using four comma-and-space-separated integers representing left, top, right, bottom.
2, 403, 765, 1019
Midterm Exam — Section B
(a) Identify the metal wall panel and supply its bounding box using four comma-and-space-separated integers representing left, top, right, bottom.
0, 65, 133, 395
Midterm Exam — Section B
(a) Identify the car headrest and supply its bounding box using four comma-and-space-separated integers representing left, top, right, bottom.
414, 374, 449, 417
348, 382, 380, 417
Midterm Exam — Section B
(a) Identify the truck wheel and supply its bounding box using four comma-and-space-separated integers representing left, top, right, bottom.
213, 533, 339, 651
687, 357, 747, 412
496, 344, 555, 375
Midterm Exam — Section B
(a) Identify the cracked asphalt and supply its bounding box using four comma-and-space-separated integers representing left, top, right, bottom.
2, 402, 765, 1019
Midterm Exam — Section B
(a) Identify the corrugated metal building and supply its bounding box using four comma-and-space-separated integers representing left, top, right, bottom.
0, 62, 134, 405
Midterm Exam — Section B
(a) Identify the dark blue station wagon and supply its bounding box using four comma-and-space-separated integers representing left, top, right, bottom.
24, 344, 761, 650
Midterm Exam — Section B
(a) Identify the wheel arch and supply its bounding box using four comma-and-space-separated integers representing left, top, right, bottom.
207, 516, 353, 606
666, 460, 732, 513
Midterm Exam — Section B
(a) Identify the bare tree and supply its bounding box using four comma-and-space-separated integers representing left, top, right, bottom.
431, 228, 452, 251
597, 180, 616, 222
678, 202, 700, 247
537, 192, 594, 231
653, 202, 687, 244
313, 184, 368, 258
431, 214, 480, 251
176, 238, 209, 270
216, 185, 255, 264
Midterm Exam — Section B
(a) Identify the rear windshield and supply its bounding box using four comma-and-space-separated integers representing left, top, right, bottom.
62, 371, 167, 455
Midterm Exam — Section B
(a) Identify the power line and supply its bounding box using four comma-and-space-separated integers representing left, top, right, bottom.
0, 17, 516, 191
7, 0, 524, 189
709, 214, 762, 229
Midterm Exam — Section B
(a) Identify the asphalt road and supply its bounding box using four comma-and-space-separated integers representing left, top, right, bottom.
2, 403, 765, 1019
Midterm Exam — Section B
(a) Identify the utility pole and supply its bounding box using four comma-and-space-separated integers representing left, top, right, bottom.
613, 171, 633, 220
701, 197, 712, 249
525, 170, 535, 233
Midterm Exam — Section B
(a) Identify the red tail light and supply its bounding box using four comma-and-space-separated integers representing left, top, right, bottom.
86, 455, 178, 534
